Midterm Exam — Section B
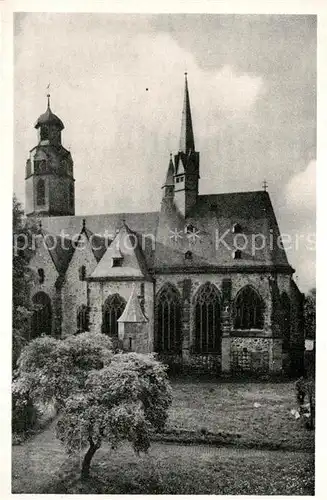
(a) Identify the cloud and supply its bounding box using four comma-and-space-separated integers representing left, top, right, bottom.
283, 159, 316, 292
285, 159, 316, 213
14, 14, 265, 215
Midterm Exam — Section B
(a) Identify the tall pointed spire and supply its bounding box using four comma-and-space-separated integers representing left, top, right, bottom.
179, 73, 195, 153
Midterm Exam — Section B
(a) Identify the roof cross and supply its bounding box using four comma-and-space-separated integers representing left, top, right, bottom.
262, 179, 268, 191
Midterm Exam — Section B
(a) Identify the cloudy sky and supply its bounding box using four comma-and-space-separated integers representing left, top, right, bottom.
14, 13, 316, 292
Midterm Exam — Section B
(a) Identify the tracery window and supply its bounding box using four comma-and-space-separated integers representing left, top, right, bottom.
31, 292, 52, 339
156, 284, 182, 353
36, 179, 45, 206
102, 294, 126, 338
77, 304, 89, 332
234, 286, 264, 330
194, 283, 221, 353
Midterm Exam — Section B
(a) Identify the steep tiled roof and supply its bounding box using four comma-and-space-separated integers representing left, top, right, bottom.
154, 190, 292, 271
30, 191, 293, 275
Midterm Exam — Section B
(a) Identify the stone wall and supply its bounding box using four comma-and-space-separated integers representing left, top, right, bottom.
61, 233, 97, 337
154, 271, 293, 374
118, 322, 150, 353
230, 337, 280, 373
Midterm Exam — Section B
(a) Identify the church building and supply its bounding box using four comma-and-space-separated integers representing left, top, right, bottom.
24, 75, 304, 376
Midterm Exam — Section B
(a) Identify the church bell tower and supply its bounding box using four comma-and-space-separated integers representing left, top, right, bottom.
173, 73, 200, 218
25, 94, 75, 217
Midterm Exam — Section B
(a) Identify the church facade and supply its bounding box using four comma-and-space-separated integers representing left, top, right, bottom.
24, 76, 304, 376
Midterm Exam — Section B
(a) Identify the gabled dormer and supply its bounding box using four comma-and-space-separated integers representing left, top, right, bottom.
89, 222, 151, 281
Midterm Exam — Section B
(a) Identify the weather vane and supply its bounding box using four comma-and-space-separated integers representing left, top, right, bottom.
46, 83, 51, 106
262, 179, 268, 191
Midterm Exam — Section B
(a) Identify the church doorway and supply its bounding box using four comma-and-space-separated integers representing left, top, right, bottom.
102, 294, 126, 338
156, 284, 182, 354
31, 292, 52, 339
194, 283, 221, 353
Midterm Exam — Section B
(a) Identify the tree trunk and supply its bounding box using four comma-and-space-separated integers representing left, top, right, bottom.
81, 438, 100, 480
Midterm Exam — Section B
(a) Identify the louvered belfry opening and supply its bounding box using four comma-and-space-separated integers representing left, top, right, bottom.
194, 283, 221, 353
36, 178, 45, 206
102, 294, 126, 338
156, 284, 182, 353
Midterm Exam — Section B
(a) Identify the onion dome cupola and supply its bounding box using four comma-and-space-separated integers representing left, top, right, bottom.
34, 94, 64, 146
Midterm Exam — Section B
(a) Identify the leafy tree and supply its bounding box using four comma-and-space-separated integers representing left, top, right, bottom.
14, 333, 172, 479
304, 288, 316, 340
12, 196, 39, 434
12, 195, 35, 366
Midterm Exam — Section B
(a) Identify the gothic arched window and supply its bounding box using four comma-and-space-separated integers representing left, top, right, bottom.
102, 294, 126, 338
194, 283, 221, 353
77, 304, 89, 333
31, 292, 52, 339
234, 286, 264, 330
281, 292, 291, 350
36, 179, 45, 206
156, 284, 182, 353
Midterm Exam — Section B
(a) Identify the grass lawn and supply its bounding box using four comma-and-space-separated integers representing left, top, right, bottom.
166, 379, 314, 451
12, 425, 314, 495
12, 379, 315, 494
